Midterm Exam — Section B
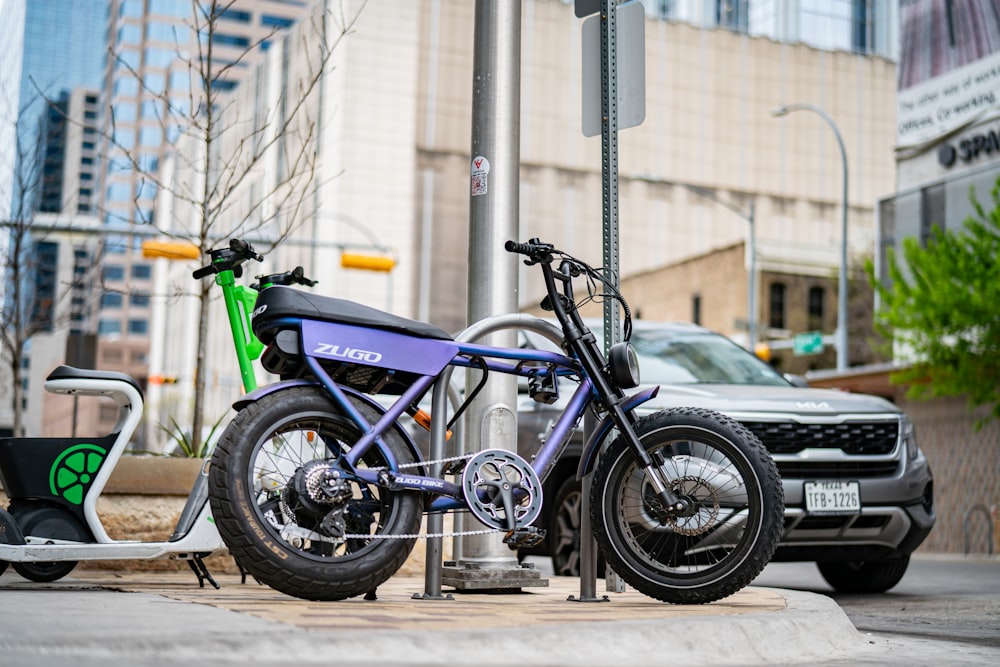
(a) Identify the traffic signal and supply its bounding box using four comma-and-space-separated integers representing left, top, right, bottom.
142, 240, 200, 260
340, 252, 395, 272
754, 342, 772, 363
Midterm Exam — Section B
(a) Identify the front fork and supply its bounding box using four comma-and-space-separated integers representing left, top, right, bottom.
608, 403, 691, 516
578, 388, 690, 518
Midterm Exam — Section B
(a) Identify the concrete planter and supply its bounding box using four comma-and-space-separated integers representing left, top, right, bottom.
103, 456, 206, 496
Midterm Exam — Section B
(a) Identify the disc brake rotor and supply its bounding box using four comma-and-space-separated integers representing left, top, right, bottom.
646, 475, 721, 537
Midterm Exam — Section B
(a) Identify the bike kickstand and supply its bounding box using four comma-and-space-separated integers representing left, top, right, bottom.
187, 555, 221, 589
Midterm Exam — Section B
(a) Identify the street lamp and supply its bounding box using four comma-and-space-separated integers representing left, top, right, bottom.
772, 103, 849, 372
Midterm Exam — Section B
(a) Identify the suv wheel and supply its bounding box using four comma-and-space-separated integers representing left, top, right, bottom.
549, 477, 604, 576
817, 556, 910, 593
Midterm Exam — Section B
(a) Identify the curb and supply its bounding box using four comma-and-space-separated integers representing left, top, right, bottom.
0, 571, 870, 666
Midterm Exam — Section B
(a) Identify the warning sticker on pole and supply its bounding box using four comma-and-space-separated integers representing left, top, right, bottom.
471, 155, 490, 197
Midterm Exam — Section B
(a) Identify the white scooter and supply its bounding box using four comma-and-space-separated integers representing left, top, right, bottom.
0, 240, 314, 586
0, 365, 226, 585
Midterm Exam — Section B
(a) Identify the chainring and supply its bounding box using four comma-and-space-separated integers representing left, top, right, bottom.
461, 449, 543, 531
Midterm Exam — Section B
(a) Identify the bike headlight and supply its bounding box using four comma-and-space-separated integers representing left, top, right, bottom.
901, 415, 918, 460
609, 342, 640, 389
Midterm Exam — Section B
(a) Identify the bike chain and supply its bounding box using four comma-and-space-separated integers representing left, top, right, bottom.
338, 527, 503, 541
394, 453, 472, 472
282, 453, 507, 542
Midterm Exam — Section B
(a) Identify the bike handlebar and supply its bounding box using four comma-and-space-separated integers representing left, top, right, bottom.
253, 266, 317, 290
229, 238, 264, 262
505, 238, 554, 263
192, 238, 264, 279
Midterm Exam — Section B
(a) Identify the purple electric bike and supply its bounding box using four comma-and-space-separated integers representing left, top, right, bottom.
208, 238, 783, 603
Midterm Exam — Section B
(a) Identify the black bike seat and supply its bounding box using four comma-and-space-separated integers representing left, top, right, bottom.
252, 286, 453, 343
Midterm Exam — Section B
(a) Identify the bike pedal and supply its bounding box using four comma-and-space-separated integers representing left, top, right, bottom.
503, 526, 547, 549
442, 460, 466, 475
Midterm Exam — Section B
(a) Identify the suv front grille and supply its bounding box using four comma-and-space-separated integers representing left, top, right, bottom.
742, 420, 899, 456
776, 460, 900, 479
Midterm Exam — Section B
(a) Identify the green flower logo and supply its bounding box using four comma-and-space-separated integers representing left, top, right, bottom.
49, 444, 107, 505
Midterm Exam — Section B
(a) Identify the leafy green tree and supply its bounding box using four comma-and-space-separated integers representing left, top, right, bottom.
868, 179, 1000, 424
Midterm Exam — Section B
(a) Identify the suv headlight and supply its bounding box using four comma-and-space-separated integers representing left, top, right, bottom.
901, 415, 919, 460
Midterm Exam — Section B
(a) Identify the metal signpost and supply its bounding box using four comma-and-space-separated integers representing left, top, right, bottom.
576, 0, 645, 601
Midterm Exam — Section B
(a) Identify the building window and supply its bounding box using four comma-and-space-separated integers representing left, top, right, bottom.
101, 292, 124, 308
768, 282, 786, 330
717, 0, 748, 32
210, 33, 251, 48
808, 286, 825, 331
103, 265, 125, 281
221, 8, 252, 22
130, 292, 150, 307
261, 15, 294, 29
132, 264, 152, 280
99, 319, 122, 335
128, 319, 149, 335
691, 293, 702, 326
921, 183, 946, 243
149, 0, 189, 18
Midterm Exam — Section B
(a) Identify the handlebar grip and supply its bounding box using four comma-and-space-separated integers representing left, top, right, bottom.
192, 265, 215, 279
505, 240, 533, 255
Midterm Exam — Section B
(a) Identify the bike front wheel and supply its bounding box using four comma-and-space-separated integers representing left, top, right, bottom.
591, 407, 783, 604
208, 386, 424, 601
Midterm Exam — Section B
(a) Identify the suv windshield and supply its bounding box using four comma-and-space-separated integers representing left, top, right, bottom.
628, 328, 788, 386
523, 323, 789, 387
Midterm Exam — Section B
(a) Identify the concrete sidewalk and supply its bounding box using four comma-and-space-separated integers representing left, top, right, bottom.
0, 567, 895, 667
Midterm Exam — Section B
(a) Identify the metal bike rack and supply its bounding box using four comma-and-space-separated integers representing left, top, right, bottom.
963, 503, 995, 556
417, 314, 565, 599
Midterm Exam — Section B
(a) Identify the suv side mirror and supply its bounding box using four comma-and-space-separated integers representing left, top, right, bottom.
784, 373, 809, 388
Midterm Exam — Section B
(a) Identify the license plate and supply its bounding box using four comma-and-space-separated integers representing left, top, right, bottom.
804, 480, 861, 514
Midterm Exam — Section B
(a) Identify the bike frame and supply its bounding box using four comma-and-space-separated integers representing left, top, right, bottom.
239, 256, 665, 516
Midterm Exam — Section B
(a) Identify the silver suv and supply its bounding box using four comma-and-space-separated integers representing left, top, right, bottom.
517, 321, 935, 593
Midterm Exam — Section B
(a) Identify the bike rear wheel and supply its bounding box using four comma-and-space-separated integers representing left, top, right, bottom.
591, 407, 783, 604
208, 386, 424, 601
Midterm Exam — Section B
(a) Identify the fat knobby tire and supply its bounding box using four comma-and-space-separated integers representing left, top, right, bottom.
208, 386, 423, 601
591, 407, 784, 604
